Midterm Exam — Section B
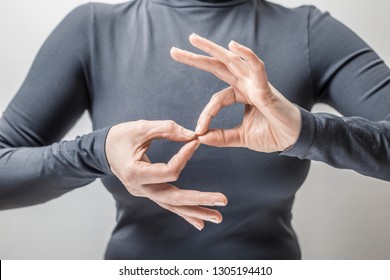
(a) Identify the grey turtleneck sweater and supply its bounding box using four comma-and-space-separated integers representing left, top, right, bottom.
0, 0, 389, 259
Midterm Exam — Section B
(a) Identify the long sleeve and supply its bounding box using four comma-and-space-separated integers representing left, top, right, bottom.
281, 6, 390, 181
0, 4, 112, 210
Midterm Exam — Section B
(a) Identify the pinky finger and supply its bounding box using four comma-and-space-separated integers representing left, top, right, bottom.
181, 215, 205, 231
155, 201, 205, 231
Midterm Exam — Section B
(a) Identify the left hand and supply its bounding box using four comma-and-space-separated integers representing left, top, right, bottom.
170, 33, 302, 153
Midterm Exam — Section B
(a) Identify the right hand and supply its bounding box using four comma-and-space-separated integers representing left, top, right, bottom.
105, 120, 228, 231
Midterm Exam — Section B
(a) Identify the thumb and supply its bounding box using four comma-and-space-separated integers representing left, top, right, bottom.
142, 120, 196, 142
197, 128, 243, 147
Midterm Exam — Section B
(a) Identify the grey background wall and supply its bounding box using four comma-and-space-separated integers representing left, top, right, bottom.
0, 0, 389, 259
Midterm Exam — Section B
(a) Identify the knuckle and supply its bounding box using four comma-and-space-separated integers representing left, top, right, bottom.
210, 92, 222, 103
246, 48, 257, 58
206, 45, 213, 54
258, 60, 265, 69
168, 191, 181, 206
230, 54, 241, 65
165, 120, 177, 132
220, 129, 228, 144
253, 60, 265, 72
190, 53, 198, 60
169, 169, 180, 181
198, 192, 206, 205
135, 119, 148, 131
135, 119, 146, 126
214, 63, 226, 75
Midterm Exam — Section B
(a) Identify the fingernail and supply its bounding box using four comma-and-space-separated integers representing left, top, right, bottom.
214, 202, 226, 207
171, 46, 184, 51
195, 124, 201, 134
191, 33, 200, 38
194, 224, 203, 231
170, 47, 177, 58
183, 128, 196, 138
209, 217, 221, 224
230, 40, 239, 46
170, 47, 182, 58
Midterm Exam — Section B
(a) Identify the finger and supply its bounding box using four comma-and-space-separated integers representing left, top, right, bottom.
139, 120, 196, 142
143, 183, 228, 207
156, 201, 224, 224
142, 154, 151, 163
155, 201, 205, 230
198, 128, 244, 148
135, 140, 200, 184
196, 87, 247, 135
170, 47, 237, 85
189, 33, 247, 78
181, 215, 205, 231
228, 40, 269, 89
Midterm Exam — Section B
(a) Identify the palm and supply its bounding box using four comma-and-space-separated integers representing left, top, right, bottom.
241, 104, 274, 152
236, 83, 289, 152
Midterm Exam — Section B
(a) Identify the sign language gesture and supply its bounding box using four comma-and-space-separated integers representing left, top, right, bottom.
171, 34, 302, 153
105, 120, 228, 230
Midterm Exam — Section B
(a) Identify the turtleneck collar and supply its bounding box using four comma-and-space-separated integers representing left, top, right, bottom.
150, 0, 251, 8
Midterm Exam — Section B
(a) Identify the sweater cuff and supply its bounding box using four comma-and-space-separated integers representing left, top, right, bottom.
93, 126, 113, 175
279, 105, 316, 158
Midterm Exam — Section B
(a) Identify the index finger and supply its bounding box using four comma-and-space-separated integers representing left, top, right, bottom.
196, 87, 246, 135
135, 140, 201, 184
189, 33, 248, 77
139, 120, 196, 142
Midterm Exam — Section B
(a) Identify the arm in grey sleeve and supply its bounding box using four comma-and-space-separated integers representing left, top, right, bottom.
0, 4, 112, 210
281, 7, 390, 181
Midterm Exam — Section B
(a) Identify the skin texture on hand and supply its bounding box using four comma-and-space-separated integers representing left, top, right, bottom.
170, 34, 302, 153
105, 120, 228, 231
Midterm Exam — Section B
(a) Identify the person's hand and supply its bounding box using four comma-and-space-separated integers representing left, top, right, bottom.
170, 34, 301, 153
105, 120, 228, 230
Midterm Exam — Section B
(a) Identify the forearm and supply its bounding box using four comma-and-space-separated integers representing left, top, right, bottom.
0, 128, 111, 210
281, 106, 390, 181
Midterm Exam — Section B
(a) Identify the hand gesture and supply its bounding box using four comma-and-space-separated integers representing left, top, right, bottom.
171, 34, 301, 153
105, 120, 228, 230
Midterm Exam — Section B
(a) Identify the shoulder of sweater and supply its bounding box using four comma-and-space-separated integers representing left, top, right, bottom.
261, 1, 319, 21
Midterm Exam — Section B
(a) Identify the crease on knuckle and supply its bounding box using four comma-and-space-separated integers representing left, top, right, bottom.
188, 53, 198, 66
167, 166, 180, 181
166, 120, 177, 132
167, 190, 181, 206
206, 45, 213, 54
213, 63, 225, 76
220, 129, 228, 145
198, 192, 207, 205
230, 55, 241, 65
137, 119, 148, 129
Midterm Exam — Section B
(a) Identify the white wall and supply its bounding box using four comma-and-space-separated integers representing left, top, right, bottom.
0, 0, 389, 259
